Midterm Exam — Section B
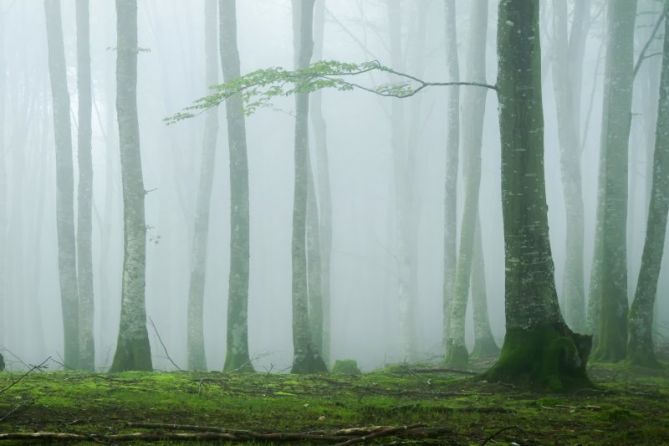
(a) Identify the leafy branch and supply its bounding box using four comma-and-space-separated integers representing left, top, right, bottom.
165, 60, 496, 124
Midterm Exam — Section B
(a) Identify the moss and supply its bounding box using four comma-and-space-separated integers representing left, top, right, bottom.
445, 343, 469, 369
483, 323, 592, 392
471, 336, 500, 360
332, 360, 361, 376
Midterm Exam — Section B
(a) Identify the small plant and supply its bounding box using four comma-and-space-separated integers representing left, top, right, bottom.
332, 359, 361, 376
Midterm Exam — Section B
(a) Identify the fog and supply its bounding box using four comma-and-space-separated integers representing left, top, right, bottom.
0, 0, 667, 372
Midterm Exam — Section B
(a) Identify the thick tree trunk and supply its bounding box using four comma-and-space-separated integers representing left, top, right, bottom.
445, 0, 489, 368
484, 0, 591, 391
110, 0, 153, 373
310, 0, 332, 364
44, 0, 80, 370
76, 0, 95, 372
291, 0, 327, 374
442, 0, 459, 360
627, 8, 669, 368
551, 0, 590, 333
219, 0, 254, 373
590, 0, 637, 361
470, 216, 499, 359
187, 0, 219, 372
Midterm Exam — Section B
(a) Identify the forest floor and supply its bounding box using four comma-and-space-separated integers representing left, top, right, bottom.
0, 358, 667, 445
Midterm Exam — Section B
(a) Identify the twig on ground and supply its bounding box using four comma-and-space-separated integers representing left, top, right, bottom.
0, 357, 50, 395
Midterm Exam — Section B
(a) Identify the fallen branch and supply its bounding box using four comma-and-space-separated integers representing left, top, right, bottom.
148, 317, 183, 371
0, 357, 50, 395
399, 367, 479, 376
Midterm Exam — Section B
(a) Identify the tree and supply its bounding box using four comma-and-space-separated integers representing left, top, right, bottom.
445, 0, 490, 367
470, 215, 498, 359
291, 0, 327, 374
219, 0, 253, 373
187, 0, 219, 372
551, 0, 591, 333
627, 2, 669, 368
76, 0, 95, 372
442, 0, 459, 363
589, 0, 638, 361
483, 0, 591, 390
44, 0, 80, 369
110, 0, 153, 373
309, 0, 333, 364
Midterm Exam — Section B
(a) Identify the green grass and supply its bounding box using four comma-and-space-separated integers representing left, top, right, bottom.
0, 361, 667, 445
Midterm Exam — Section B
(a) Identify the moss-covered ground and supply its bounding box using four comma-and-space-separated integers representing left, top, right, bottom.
0, 360, 667, 445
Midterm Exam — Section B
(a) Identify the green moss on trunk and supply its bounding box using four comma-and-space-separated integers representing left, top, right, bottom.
445, 342, 469, 369
472, 336, 500, 360
291, 347, 328, 374
483, 323, 592, 392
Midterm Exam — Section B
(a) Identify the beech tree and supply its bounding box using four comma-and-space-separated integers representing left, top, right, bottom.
219, 0, 254, 373
76, 0, 95, 372
187, 0, 219, 372
110, 0, 153, 372
44, 0, 80, 369
627, 2, 669, 368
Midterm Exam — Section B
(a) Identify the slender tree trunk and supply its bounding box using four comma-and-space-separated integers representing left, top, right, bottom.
484, 0, 591, 391
471, 215, 499, 358
290, 0, 327, 374
44, 0, 80, 369
187, 0, 219, 372
110, 0, 153, 372
627, 6, 669, 368
551, 0, 590, 333
590, 0, 637, 361
219, 0, 253, 373
442, 0, 459, 364
76, 0, 95, 372
310, 0, 332, 364
0, 12, 6, 350
446, 0, 489, 368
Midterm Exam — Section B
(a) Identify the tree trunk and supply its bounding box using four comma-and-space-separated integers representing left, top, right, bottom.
590, 0, 637, 362
75, 0, 95, 372
0, 11, 6, 350
310, 0, 332, 365
110, 0, 153, 373
44, 0, 80, 370
442, 0, 459, 360
484, 0, 591, 391
471, 215, 499, 359
291, 0, 327, 374
551, 0, 590, 333
219, 0, 254, 373
187, 0, 219, 372
445, 0, 489, 368
627, 6, 669, 368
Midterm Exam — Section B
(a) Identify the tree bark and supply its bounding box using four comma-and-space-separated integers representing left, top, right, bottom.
44, 0, 80, 369
445, 0, 489, 368
110, 0, 153, 372
484, 0, 591, 391
590, 0, 637, 361
551, 0, 590, 333
219, 0, 254, 373
627, 4, 669, 368
76, 0, 95, 372
291, 0, 327, 374
187, 0, 219, 372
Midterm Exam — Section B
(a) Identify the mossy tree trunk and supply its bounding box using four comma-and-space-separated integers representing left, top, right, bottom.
442, 0, 459, 360
44, 0, 80, 370
110, 0, 153, 373
75, 0, 95, 372
291, 0, 327, 374
589, 0, 637, 361
627, 7, 669, 368
471, 216, 499, 359
445, 0, 489, 368
310, 0, 332, 364
219, 0, 254, 373
551, 0, 590, 333
484, 0, 591, 391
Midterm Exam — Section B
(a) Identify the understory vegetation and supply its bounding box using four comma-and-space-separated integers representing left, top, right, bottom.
0, 358, 666, 445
